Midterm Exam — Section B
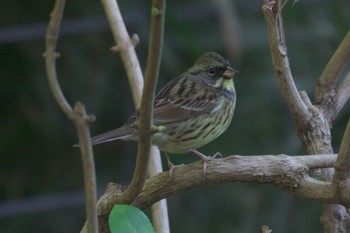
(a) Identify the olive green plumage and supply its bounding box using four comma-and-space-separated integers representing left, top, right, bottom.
86, 52, 237, 160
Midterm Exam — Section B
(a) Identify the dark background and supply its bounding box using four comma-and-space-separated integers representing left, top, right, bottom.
1, 0, 349, 232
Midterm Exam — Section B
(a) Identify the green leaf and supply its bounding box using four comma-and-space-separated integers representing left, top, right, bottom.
109, 205, 155, 233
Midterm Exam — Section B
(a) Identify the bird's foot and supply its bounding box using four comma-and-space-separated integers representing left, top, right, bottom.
191, 149, 222, 179
166, 154, 182, 180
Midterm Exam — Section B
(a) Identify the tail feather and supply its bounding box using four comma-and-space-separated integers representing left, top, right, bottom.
73, 127, 133, 147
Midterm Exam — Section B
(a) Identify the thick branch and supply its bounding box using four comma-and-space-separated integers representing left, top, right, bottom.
262, 0, 310, 124
92, 154, 349, 232
132, 154, 346, 209
262, 2, 349, 232
315, 31, 350, 105
94, 154, 345, 215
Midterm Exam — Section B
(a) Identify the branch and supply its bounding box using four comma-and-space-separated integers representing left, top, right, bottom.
315, 31, 350, 108
74, 103, 98, 233
84, 154, 350, 211
45, 1, 98, 233
262, 2, 350, 232
44, 0, 73, 119
118, 0, 166, 205
90, 154, 349, 232
262, 0, 310, 124
148, 147, 170, 233
333, 117, 350, 205
98, 1, 168, 233
336, 69, 350, 116
100, 0, 143, 108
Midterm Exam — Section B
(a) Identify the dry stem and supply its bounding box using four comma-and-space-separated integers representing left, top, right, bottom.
45, 1, 98, 232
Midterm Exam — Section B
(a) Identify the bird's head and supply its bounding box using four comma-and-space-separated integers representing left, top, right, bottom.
189, 52, 238, 92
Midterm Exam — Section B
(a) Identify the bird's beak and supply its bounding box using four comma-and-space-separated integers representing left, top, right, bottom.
223, 66, 238, 79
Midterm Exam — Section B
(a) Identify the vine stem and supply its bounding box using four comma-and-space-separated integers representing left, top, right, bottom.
45, 0, 98, 232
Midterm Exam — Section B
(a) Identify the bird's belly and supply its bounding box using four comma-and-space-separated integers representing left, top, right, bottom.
152, 104, 234, 154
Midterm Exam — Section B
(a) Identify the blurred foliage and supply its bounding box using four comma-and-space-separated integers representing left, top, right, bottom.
0, 0, 349, 232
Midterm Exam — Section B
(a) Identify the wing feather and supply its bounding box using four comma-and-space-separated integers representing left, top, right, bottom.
152, 74, 223, 125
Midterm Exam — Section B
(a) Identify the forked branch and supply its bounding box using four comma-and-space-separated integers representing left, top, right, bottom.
45, 1, 98, 233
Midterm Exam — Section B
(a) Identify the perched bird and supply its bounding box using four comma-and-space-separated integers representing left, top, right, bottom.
78, 52, 238, 176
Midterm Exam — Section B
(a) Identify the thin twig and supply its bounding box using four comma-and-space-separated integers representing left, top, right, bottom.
99, 1, 169, 232
74, 103, 98, 233
44, 0, 73, 119
119, 0, 166, 204
45, 1, 98, 233
315, 31, 350, 105
100, 0, 143, 108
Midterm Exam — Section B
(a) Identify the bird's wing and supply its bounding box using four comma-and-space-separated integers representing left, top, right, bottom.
152, 74, 223, 125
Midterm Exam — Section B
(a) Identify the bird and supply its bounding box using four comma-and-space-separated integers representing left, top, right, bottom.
76, 52, 238, 177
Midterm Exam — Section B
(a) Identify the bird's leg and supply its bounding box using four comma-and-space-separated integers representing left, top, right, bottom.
191, 149, 222, 178
166, 153, 176, 179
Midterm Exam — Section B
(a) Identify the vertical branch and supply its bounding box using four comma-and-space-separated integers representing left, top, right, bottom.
99, 1, 169, 233
45, 1, 98, 233
44, 0, 73, 118
332, 117, 350, 200
149, 147, 170, 233
101, 0, 143, 108
74, 103, 98, 233
118, 0, 166, 204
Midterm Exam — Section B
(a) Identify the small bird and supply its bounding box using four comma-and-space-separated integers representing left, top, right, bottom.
78, 52, 238, 177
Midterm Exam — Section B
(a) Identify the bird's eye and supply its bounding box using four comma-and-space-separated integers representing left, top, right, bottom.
207, 68, 216, 76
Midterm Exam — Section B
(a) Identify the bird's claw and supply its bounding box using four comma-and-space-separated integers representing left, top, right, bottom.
191, 149, 224, 180
166, 154, 184, 180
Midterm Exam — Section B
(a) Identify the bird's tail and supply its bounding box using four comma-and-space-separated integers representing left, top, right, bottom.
73, 126, 133, 147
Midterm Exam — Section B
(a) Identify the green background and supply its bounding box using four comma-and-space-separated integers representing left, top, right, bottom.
1, 0, 349, 232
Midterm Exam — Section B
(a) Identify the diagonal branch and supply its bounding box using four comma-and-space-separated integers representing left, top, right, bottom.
315, 31, 350, 107
336, 69, 350, 116
262, 0, 310, 124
